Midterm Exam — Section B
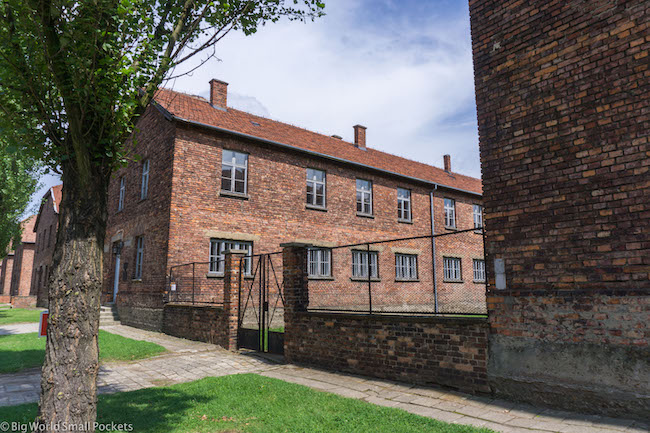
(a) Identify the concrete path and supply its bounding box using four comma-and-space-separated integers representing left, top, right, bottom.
0, 322, 39, 335
0, 325, 646, 433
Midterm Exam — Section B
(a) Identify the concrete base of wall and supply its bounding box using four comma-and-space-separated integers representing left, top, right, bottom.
117, 305, 164, 331
488, 335, 650, 421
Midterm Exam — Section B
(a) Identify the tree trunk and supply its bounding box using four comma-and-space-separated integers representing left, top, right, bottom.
37, 167, 108, 431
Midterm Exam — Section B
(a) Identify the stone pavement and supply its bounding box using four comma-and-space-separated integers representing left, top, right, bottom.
0, 324, 647, 433
0, 322, 39, 335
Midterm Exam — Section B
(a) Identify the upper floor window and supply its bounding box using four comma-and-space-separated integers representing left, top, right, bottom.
473, 259, 486, 282
221, 150, 248, 195
356, 179, 373, 216
306, 169, 326, 208
141, 160, 150, 200
443, 257, 462, 281
308, 248, 331, 278
397, 188, 411, 221
118, 177, 125, 211
473, 204, 483, 230
134, 236, 144, 280
209, 239, 253, 275
352, 250, 378, 279
395, 254, 418, 280
444, 198, 456, 228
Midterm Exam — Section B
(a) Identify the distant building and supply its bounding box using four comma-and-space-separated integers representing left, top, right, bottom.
31, 185, 63, 308
0, 216, 37, 307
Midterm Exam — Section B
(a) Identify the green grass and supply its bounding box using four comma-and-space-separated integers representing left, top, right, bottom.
0, 330, 166, 373
0, 374, 494, 433
0, 308, 44, 325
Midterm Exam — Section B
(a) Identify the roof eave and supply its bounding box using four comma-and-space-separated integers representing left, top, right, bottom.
167, 114, 482, 198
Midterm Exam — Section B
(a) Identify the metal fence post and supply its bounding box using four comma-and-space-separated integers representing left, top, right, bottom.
367, 243, 372, 314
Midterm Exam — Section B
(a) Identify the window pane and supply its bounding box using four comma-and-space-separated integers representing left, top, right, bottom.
223, 150, 234, 162
235, 167, 246, 181
316, 184, 324, 196
234, 152, 247, 166
315, 195, 324, 207
222, 179, 231, 192
234, 180, 245, 193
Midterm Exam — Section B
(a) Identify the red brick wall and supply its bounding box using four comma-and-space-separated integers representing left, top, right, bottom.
0, 255, 13, 299
31, 192, 60, 308
102, 106, 177, 329
285, 312, 489, 394
470, 0, 649, 419
162, 304, 229, 347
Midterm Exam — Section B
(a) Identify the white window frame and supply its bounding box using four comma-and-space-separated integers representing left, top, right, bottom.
140, 160, 150, 200
473, 204, 483, 230
209, 239, 253, 276
397, 188, 412, 221
221, 150, 248, 195
395, 254, 418, 280
118, 177, 125, 211
308, 248, 331, 278
473, 259, 486, 282
306, 169, 326, 208
356, 179, 373, 215
443, 257, 462, 281
351, 250, 378, 279
134, 236, 144, 280
444, 198, 456, 228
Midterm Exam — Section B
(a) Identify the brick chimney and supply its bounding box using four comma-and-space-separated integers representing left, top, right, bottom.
444, 154, 451, 172
209, 79, 228, 110
353, 125, 367, 150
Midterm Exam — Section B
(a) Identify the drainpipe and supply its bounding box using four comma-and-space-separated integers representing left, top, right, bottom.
429, 186, 438, 313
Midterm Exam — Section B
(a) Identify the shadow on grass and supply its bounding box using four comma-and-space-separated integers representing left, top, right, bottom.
0, 349, 44, 373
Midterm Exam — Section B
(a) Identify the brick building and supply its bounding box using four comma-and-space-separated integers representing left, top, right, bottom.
0, 216, 37, 307
31, 184, 63, 308
103, 80, 485, 330
469, 0, 649, 419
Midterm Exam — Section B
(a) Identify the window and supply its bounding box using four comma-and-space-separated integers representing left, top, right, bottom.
473, 259, 486, 282
118, 177, 125, 211
308, 248, 331, 278
134, 236, 144, 280
209, 239, 253, 275
356, 179, 372, 215
444, 198, 456, 228
397, 188, 411, 221
306, 169, 326, 208
221, 150, 248, 195
352, 250, 378, 279
395, 254, 418, 280
443, 257, 462, 281
140, 160, 150, 200
473, 204, 483, 230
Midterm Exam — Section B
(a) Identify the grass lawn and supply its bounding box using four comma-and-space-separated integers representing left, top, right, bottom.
0, 330, 166, 373
0, 374, 494, 433
0, 308, 43, 325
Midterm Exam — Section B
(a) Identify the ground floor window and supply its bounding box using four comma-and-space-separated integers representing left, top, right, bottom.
473, 259, 486, 282
443, 257, 461, 281
308, 248, 331, 278
352, 250, 378, 279
395, 254, 418, 280
134, 236, 144, 279
209, 239, 253, 275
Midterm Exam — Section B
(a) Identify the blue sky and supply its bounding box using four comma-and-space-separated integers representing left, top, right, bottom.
28, 0, 478, 215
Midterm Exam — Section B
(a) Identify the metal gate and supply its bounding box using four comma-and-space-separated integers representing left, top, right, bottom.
237, 253, 285, 354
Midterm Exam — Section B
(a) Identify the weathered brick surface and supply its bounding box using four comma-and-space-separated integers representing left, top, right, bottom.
0, 255, 14, 300
162, 304, 229, 347
31, 187, 61, 308
469, 0, 649, 419
283, 244, 489, 394
102, 106, 177, 327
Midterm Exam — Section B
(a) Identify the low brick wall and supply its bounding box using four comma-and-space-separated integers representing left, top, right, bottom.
162, 303, 229, 347
285, 312, 489, 394
11, 296, 36, 308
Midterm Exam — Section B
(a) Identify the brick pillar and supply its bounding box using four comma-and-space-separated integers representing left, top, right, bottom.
280, 243, 310, 314
223, 249, 246, 351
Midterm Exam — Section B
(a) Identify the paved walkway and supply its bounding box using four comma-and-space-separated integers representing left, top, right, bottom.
0, 322, 39, 335
0, 324, 646, 433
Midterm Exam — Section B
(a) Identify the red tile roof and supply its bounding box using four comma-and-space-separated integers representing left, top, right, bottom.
51, 184, 63, 213
153, 88, 482, 195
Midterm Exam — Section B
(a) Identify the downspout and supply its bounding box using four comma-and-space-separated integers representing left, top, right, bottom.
430, 186, 438, 313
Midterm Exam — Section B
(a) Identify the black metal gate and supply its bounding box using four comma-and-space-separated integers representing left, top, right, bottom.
237, 253, 285, 354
